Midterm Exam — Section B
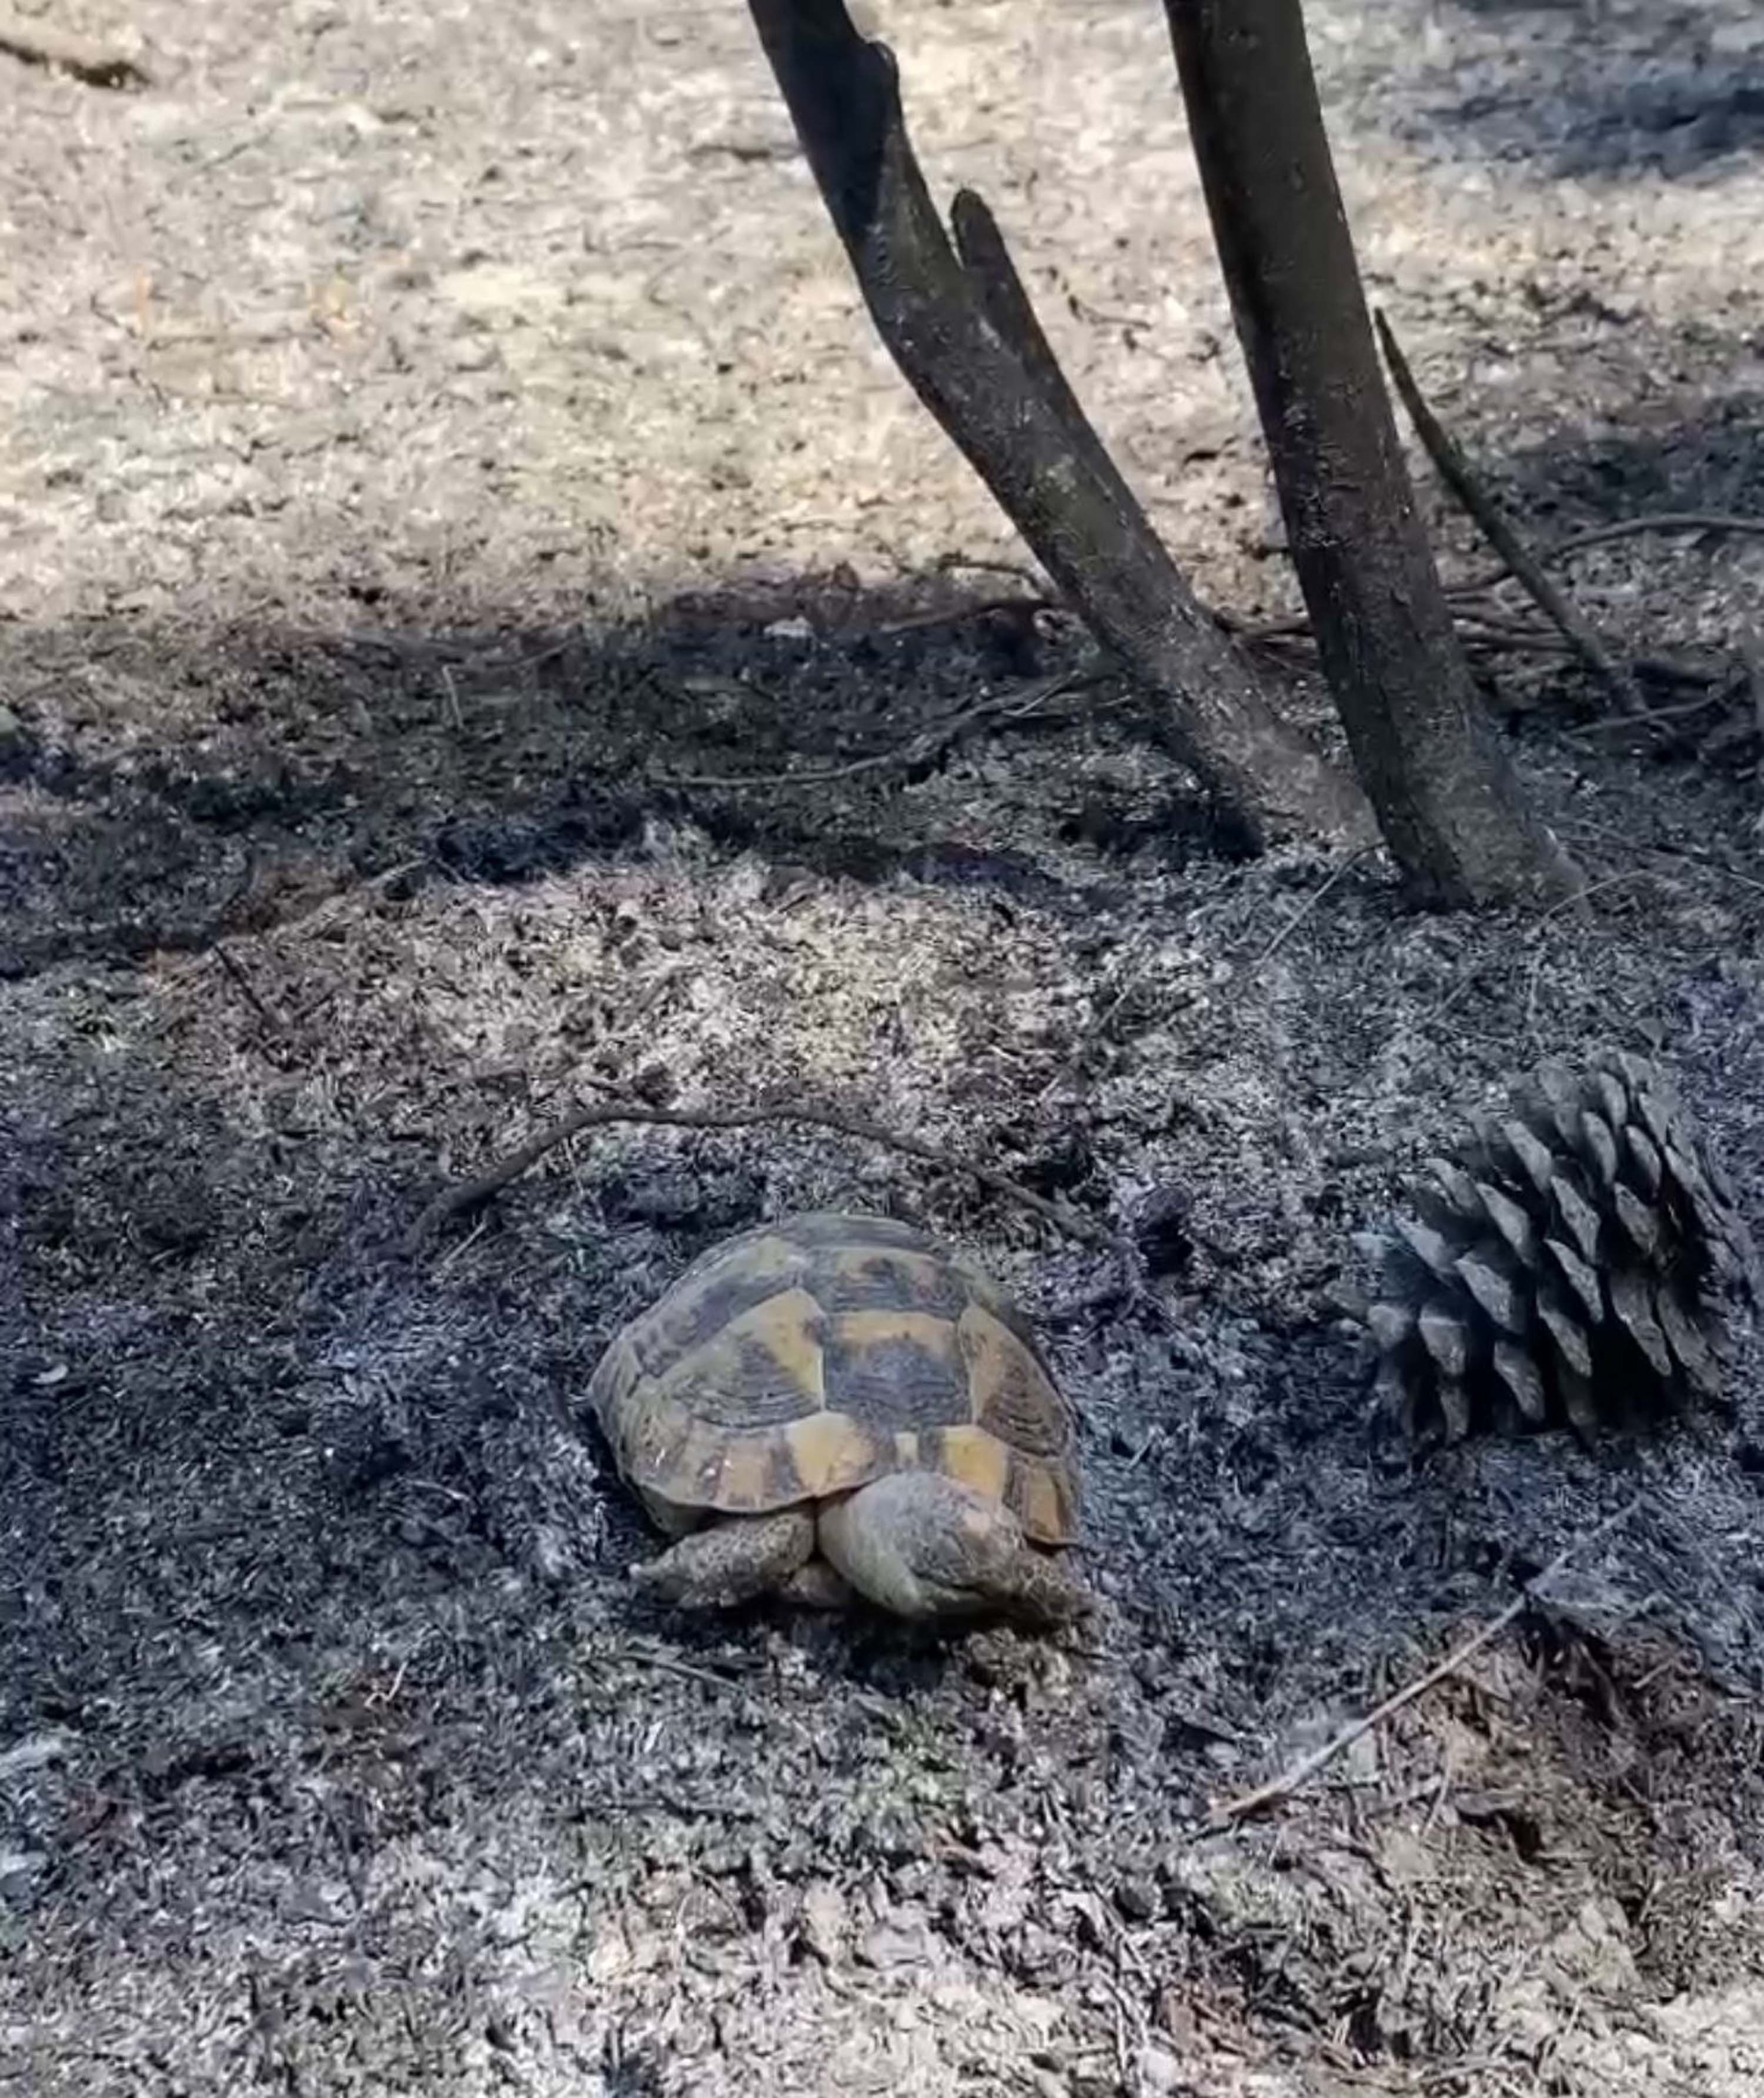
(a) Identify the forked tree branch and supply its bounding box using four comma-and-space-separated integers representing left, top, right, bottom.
745, 0, 1370, 850
947, 189, 1130, 504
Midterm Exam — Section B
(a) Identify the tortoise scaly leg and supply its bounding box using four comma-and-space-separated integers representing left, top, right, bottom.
629, 1508, 816, 1608
817, 1474, 1091, 1626
775, 1558, 856, 1610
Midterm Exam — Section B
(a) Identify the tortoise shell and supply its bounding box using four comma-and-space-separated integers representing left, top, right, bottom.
587, 1212, 1078, 1545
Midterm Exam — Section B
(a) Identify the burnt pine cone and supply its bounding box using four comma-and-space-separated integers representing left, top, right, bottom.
1356, 1051, 1757, 1445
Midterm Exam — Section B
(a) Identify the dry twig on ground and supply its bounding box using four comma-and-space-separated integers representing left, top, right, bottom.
1230, 601, 1582, 666
1451, 510, 1764, 599
1375, 310, 1645, 716
1250, 844, 1382, 964
0, 7, 148, 86
1209, 1495, 1643, 1828
404, 1096, 1130, 1258
1566, 691, 1732, 739
872, 593, 1053, 638
212, 943, 288, 1035
661, 667, 1090, 791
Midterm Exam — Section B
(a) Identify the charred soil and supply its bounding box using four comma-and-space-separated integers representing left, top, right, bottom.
5, 4, 1764, 2094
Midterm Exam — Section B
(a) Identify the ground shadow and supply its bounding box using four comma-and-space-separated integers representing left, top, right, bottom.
1345, 0, 1764, 179
1502, 386, 1764, 524
11, 363, 1764, 997
9, 549, 1764, 2087
0, 566, 1261, 985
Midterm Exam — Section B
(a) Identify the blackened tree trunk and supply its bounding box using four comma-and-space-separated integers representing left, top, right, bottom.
746, 0, 1370, 850
1162, 0, 1579, 904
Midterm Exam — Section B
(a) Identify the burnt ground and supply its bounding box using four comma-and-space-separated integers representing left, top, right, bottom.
6, 1, 1764, 2093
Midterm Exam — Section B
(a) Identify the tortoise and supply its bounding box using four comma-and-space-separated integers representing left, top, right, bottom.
587, 1212, 1089, 1623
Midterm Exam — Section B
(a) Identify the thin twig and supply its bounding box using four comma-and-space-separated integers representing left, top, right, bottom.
1208, 1495, 1642, 1828
1251, 844, 1382, 964
430, 1211, 492, 1279
1449, 510, 1764, 597
1232, 602, 1575, 660
1457, 633, 1572, 662
932, 553, 1048, 590
872, 593, 1051, 638
1449, 609, 1572, 646
1565, 691, 1728, 738
618, 1642, 756, 1692
1550, 512, 1764, 554
1523, 870, 1668, 1046
288, 984, 342, 1028
0, 7, 148, 86
873, 522, 1764, 667
212, 943, 286, 1033
1558, 821, 1764, 900
660, 667, 1087, 790
616, 1643, 817, 1748
403, 1096, 1129, 1258
1238, 597, 1712, 684
1374, 310, 1644, 715
1426, 861, 1671, 1031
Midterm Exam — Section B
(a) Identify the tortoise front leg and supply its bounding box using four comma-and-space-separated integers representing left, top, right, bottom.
627, 1508, 816, 1608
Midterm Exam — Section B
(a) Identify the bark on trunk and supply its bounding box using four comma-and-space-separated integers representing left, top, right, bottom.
1162, 0, 1579, 904
747, 0, 1370, 850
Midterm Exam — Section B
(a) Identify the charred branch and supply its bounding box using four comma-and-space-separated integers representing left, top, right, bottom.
746, 0, 1369, 850
1162, 0, 1579, 906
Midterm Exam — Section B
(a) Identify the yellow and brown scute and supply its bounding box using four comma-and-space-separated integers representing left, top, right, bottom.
588, 1212, 1079, 1544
